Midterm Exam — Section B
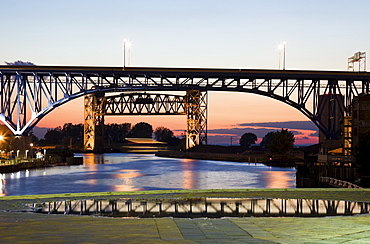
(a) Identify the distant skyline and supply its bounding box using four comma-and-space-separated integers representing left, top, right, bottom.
2, 0, 370, 145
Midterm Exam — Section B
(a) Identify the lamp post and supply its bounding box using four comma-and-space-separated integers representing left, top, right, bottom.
123, 39, 132, 68
30, 143, 34, 159
278, 42, 286, 70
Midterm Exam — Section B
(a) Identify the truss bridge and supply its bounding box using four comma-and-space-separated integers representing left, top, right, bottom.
1, 65, 370, 150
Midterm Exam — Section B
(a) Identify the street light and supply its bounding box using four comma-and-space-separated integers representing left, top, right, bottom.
278, 42, 286, 70
123, 39, 132, 68
30, 143, 34, 159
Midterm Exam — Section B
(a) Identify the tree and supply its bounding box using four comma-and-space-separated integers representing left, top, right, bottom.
268, 129, 295, 155
29, 130, 39, 144
61, 123, 84, 145
154, 126, 181, 147
260, 131, 275, 148
239, 132, 257, 147
105, 123, 131, 143
44, 127, 63, 145
154, 127, 174, 142
128, 122, 153, 138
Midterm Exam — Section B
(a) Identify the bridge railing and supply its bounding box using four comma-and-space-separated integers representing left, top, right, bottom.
320, 177, 362, 188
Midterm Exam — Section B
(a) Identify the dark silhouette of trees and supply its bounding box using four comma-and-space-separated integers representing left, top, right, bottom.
29, 131, 39, 144
239, 132, 257, 147
261, 129, 295, 160
61, 123, 84, 145
127, 122, 153, 138
269, 129, 295, 155
44, 127, 63, 145
154, 127, 174, 142
39, 121, 185, 148
105, 123, 131, 143
260, 131, 275, 148
154, 126, 181, 147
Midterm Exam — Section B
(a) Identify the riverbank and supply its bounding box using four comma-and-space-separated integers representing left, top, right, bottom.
156, 150, 265, 163
156, 150, 301, 167
0, 157, 83, 173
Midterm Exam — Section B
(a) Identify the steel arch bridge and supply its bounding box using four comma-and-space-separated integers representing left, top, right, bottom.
1, 65, 370, 140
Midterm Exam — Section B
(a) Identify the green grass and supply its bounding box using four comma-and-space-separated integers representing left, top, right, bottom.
1, 188, 370, 201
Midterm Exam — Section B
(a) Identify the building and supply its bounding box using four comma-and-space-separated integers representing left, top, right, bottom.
351, 95, 370, 148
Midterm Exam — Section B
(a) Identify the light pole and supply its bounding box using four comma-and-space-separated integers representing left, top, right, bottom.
30, 143, 34, 159
278, 42, 286, 70
123, 39, 132, 68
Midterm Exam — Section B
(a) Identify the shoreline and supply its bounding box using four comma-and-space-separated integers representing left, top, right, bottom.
0, 157, 83, 174
156, 150, 298, 167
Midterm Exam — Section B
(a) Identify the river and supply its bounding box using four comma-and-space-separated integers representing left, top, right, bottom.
0, 153, 296, 196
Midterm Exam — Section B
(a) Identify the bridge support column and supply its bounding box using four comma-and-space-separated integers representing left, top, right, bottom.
84, 93, 106, 152
318, 94, 344, 152
185, 90, 207, 149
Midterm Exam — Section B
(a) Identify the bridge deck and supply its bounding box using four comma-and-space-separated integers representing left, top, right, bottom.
1, 65, 370, 79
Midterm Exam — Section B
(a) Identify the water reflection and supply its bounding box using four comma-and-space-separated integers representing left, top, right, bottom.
112, 169, 144, 192
261, 170, 296, 188
181, 158, 199, 189
0, 153, 296, 196
33, 198, 370, 218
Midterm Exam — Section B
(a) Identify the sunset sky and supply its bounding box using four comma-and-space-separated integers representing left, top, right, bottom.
1, 0, 370, 145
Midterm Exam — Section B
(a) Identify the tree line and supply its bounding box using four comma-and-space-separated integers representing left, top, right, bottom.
239, 129, 295, 158
35, 122, 181, 147
34, 122, 294, 155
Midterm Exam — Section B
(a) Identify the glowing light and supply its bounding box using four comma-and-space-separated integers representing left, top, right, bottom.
0, 135, 4, 141
277, 41, 286, 50
124, 39, 132, 49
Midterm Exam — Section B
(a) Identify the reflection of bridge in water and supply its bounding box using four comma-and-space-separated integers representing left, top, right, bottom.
1, 66, 370, 150
33, 197, 370, 218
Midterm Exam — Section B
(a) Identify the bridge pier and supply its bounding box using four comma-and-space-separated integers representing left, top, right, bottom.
185, 90, 207, 149
83, 93, 105, 152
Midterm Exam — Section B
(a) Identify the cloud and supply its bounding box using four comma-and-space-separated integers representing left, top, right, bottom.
208, 127, 277, 138
206, 120, 318, 146
238, 121, 318, 131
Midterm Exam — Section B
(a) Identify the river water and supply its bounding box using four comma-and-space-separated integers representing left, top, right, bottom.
0, 153, 296, 196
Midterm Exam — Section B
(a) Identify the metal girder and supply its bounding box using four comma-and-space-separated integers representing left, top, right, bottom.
104, 93, 186, 115
1, 66, 370, 139
185, 90, 207, 149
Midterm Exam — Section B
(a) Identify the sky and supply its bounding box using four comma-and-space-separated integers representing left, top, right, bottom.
1, 0, 370, 145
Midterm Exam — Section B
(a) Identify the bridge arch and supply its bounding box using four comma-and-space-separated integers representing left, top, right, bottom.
1, 66, 369, 141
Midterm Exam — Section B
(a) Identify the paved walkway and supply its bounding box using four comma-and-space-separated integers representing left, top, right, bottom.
1, 211, 370, 243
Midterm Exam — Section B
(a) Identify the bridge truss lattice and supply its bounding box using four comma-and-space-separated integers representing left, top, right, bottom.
83, 92, 207, 150
1, 66, 370, 140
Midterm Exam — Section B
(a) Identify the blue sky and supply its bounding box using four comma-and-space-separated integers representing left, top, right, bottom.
1, 0, 369, 144
2, 0, 368, 69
